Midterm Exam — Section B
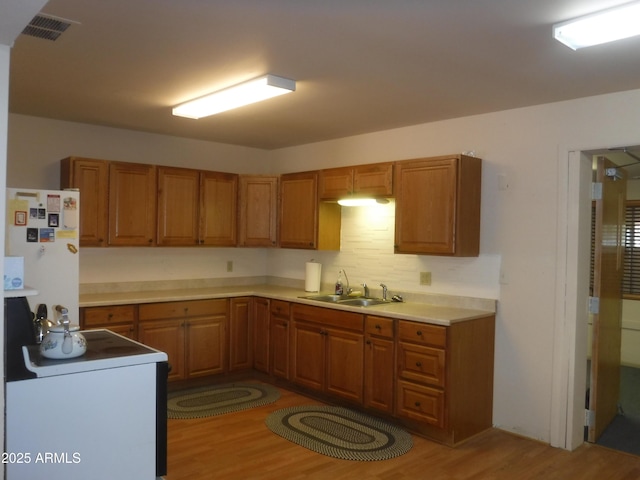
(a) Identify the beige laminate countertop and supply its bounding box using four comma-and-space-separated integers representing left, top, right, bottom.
80, 284, 496, 327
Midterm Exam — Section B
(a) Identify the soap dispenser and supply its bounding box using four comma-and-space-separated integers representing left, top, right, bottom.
335, 271, 344, 295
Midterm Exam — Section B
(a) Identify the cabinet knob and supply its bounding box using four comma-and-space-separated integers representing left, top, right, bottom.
416, 330, 422, 336
375, 324, 381, 330
416, 362, 422, 367
414, 401, 421, 407
366, 340, 371, 345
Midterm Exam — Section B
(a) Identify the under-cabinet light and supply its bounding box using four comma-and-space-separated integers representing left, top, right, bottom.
553, 1, 640, 50
172, 74, 296, 118
337, 198, 389, 207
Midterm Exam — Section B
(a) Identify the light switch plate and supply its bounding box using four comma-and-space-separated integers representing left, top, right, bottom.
420, 271, 431, 286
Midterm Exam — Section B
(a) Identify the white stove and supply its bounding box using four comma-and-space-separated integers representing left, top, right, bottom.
21, 329, 167, 377
6, 329, 169, 480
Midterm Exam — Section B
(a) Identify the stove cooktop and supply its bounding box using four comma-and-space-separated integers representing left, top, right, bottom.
22, 329, 168, 378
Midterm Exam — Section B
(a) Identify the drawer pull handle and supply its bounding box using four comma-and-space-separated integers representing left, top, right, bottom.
375, 324, 381, 330
416, 362, 422, 367
414, 401, 421, 407
416, 330, 422, 336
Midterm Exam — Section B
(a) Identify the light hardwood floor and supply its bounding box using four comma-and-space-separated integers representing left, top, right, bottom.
166, 384, 640, 479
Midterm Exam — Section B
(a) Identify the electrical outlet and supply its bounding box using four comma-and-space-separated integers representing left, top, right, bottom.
227, 261, 233, 272
420, 271, 431, 286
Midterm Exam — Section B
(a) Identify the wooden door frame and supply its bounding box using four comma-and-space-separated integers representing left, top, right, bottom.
552, 147, 632, 451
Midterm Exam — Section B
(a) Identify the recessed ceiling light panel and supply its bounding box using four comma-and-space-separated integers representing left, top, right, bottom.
172, 74, 296, 119
553, 1, 640, 50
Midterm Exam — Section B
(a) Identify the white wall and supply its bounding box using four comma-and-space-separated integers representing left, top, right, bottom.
8, 88, 640, 447
7, 113, 273, 189
0, 44, 11, 480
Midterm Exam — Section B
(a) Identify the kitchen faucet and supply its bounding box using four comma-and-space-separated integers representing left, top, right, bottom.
380, 283, 388, 301
361, 283, 370, 298
342, 269, 351, 295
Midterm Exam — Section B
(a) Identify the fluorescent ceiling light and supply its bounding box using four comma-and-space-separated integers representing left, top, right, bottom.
172, 74, 295, 119
553, 1, 640, 50
337, 198, 386, 207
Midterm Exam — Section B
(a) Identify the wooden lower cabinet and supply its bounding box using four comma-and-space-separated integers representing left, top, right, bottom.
270, 300, 290, 379
364, 315, 395, 414
80, 304, 137, 339
252, 297, 270, 373
138, 299, 228, 382
229, 297, 253, 371
396, 315, 495, 445
85, 295, 494, 447
290, 304, 364, 404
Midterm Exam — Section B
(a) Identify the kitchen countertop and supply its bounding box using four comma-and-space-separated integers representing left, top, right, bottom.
80, 283, 496, 327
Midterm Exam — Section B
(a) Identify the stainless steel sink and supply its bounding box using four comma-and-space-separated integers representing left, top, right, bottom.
337, 298, 391, 307
300, 294, 349, 303
300, 295, 392, 307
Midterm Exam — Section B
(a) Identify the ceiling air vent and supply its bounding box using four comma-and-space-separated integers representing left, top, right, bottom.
22, 14, 74, 41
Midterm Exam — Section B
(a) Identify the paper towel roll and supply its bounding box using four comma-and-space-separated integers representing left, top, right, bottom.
305, 262, 322, 292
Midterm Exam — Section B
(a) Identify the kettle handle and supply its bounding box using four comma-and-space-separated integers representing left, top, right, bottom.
62, 333, 73, 354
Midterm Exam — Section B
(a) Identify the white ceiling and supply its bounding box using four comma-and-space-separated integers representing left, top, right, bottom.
8, 0, 640, 150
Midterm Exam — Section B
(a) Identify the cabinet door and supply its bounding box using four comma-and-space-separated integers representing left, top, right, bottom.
353, 162, 393, 197
109, 162, 157, 246
394, 155, 481, 256
290, 321, 324, 391
319, 167, 353, 200
138, 319, 185, 381
238, 175, 278, 247
270, 300, 290, 379
229, 297, 252, 371
279, 172, 318, 249
325, 327, 364, 403
157, 166, 199, 246
200, 171, 238, 246
364, 316, 395, 413
186, 315, 226, 378
365, 335, 395, 413
253, 297, 270, 373
60, 157, 109, 247
270, 318, 289, 379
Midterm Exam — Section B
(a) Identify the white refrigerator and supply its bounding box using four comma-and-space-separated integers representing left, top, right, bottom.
5, 187, 80, 323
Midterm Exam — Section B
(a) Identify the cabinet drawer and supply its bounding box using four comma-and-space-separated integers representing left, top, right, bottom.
139, 299, 227, 320
83, 305, 136, 327
365, 316, 394, 338
397, 379, 445, 428
292, 304, 363, 332
398, 342, 445, 387
398, 320, 446, 348
270, 300, 290, 317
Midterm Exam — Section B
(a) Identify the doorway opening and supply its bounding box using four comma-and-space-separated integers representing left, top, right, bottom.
585, 146, 640, 456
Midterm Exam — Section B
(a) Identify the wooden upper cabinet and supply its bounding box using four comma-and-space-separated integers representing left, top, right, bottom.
238, 175, 278, 247
200, 171, 238, 246
394, 154, 481, 256
279, 171, 340, 250
157, 167, 238, 246
109, 162, 157, 246
60, 157, 109, 247
157, 166, 200, 246
319, 163, 393, 200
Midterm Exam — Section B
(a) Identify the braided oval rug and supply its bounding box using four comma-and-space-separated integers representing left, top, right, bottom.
265, 405, 413, 461
168, 382, 281, 419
